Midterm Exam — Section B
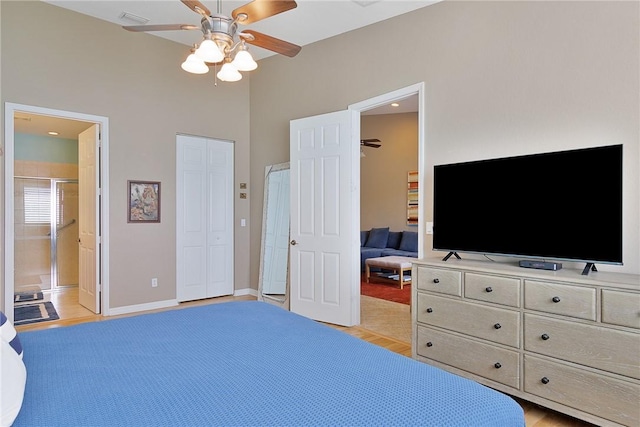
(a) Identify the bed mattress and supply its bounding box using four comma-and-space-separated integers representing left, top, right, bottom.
15, 301, 524, 426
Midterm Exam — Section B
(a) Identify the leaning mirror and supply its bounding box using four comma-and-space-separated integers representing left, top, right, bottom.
258, 162, 290, 309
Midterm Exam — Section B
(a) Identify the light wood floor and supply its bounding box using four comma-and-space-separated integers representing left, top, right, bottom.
16, 288, 595, 427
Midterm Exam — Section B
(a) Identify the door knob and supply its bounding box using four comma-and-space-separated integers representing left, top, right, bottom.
290, 240, 297, 245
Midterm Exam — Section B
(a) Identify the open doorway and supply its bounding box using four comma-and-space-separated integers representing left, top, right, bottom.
351, 84, 424, 344
4, 103, 110, 324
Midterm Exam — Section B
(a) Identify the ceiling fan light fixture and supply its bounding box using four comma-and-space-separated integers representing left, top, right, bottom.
195, 38, 225, 63
232, 49, 257, 71
181, 53, 209, 74
217, 61, 242, 82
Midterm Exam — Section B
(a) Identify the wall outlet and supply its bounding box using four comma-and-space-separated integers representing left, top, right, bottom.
151, 278, 158, 287
426, 222, 434, 235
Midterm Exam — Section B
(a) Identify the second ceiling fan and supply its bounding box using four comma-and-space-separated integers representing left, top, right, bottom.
361, 138, 382, 148
123, 0, 302, 81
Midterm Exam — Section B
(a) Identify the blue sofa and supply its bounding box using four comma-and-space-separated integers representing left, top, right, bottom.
360, 227, 419, 272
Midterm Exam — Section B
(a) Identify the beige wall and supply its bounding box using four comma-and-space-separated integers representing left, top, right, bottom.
249, 0, 639, 279
360, 113, 419, 232
1, 1, 252, 311
2, 1, 638, 313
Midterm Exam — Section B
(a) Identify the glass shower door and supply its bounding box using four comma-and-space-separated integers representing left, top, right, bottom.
53, 180, 79, 287
14, 177, 52, 291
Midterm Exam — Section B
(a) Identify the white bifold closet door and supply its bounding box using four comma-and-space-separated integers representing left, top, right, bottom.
176, 135, 234, 302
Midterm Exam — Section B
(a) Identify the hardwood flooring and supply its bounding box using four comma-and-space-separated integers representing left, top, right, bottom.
16, 287, 595, 427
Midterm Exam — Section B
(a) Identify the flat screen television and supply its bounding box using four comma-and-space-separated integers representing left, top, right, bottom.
433, 144, 623, 273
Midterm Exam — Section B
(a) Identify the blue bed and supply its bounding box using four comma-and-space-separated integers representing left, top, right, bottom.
13, 301, 524, 426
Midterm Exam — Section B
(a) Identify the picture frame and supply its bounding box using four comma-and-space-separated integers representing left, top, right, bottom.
128, 180, 161, 223
407, 171, 418, 226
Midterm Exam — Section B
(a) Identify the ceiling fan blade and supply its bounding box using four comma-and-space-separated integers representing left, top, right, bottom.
361, 139, 382, 148
123, 24, 200, 32
232, 0, 297, 25
181, 0, 211, 17
241, 30, 301, 57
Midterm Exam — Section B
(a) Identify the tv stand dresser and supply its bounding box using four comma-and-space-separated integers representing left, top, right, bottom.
411, 257, 639, 426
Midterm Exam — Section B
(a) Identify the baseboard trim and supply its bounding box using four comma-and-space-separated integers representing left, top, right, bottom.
107, 299, 178, 316
235, 288, 258, 297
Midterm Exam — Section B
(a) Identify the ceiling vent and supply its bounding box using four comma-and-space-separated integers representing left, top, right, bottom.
119, 11, 150, 25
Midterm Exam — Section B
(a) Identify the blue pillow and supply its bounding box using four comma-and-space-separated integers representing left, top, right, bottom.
365, 227, 390, 248
0, 311, 23, 359
387, 232, 402, 249
360, 230, 369, 247
399, 231, 419, 252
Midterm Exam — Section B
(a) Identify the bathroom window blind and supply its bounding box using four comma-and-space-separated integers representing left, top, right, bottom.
24, 185, 51, 224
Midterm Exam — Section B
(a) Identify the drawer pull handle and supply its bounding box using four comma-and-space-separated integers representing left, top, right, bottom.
426, 342, 433, 347
552, 296, 561, 303
541, 377, 550, 385
494, 362, 502, 369
426, 308, 433, 313
494, 323, 501, 329
433, 278, 440, 284
485, 287, 493, 293
541, 333, 550, 340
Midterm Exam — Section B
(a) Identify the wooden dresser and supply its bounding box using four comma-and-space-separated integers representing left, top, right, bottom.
411, 258, 640, 426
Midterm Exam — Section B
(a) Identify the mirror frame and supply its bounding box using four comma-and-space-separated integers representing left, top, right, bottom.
257, 162, 290, 309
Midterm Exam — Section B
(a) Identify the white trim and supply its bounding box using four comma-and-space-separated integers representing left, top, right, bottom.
347, 83, 425, 327
348, 82, 426, 257
107, 299, 178, 317
4, 103, 110, 320
235, 288, 258, 297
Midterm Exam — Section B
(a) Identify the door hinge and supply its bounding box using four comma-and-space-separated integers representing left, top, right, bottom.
97, 283, 102, 292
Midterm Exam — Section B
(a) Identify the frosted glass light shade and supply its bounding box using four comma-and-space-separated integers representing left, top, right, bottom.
232, 50, 257, 71
181, 53, 209, 74
217, 62, 242, 82
195, 39, 224, 63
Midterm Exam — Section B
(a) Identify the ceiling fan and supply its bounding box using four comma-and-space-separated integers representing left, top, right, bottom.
123, 0, 302, 82
361, 138, 382, 148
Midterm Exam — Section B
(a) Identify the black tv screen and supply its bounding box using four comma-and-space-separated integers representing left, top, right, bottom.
433, 145, 623, 265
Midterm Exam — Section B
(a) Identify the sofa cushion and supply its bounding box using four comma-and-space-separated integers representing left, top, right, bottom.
398, 231, 419, 252
381, 248, 418, 258
387, 232, 402, 249
361, 247, 384, 271
360, 230, 369, 247
364, 227, 389, 248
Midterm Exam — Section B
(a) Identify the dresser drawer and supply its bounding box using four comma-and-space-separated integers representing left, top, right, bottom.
524, 313, 640, 379
416, 267, 461, 296
524, 355, 640, 427
602, 289, 640, 329
417, 293, 520, 348
416, 325, 520, 388
465, 273, 520, 307
524, 280, 596, 320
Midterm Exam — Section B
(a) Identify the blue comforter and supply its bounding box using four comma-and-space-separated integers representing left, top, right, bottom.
15, 301, 524, 426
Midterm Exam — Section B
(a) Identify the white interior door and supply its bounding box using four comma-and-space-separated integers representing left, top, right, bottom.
176, 135, 234, 302
290, 110, 360, 326
78, 124, 100, 313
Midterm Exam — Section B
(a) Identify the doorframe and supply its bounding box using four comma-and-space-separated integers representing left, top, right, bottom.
4, 102, 110, 320
348, 83, 425, 320
349, 82, 425, 255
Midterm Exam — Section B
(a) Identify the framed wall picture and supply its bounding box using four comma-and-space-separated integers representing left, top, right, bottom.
407, 171, 418, 226
128, 180, 161, 223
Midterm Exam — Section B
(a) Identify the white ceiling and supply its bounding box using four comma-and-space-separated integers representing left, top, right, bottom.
43, 0, 439, 60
